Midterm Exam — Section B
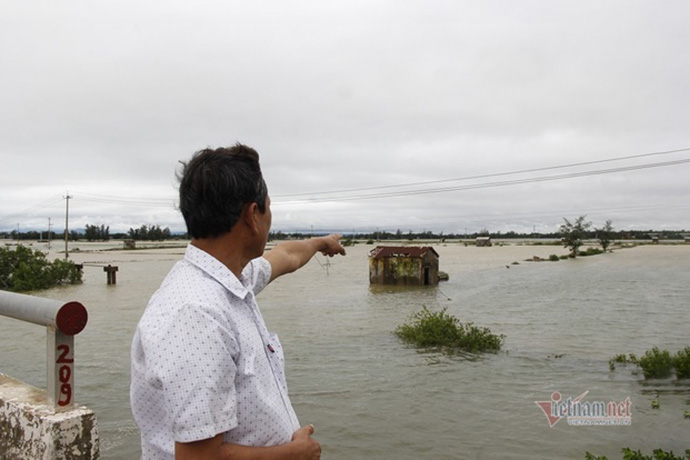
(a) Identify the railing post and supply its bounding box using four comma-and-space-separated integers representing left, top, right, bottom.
0, 291, 87, 408
0, 290, 98, 458
46, 328, 75, 409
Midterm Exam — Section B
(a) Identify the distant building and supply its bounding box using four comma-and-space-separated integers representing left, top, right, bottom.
476, 236, 492, 247
368, 246, 440, 286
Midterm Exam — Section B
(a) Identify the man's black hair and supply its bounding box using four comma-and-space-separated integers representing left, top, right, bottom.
177, 143, 268, 239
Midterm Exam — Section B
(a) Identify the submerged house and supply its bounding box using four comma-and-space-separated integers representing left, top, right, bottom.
476, 236, 492, 247
368, 246, 440, 286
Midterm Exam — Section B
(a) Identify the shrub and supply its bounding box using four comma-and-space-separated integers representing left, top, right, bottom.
609, 353, 640, 371
674, 347, 690, 379
609, 349, 690, 381
394, 306, 504, 353
610, 354, 627, 371
455, 322, 504, 353
586, 448, 690, 460
578, 247, 604, 257
639, 347, 674, 379
549, 254, 560, 261
0, 246, 82, 292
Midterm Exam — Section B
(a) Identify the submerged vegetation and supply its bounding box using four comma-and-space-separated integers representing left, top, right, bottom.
585, 448, 690, 460
579, 247, 604, 257
531, 246, 605, 263
675, 347, 690, 380
609, 347, 690, 380
394, 306, 504, 353
639, 347, 674, 379
0, 246, 82, 292
610, 347, 690, 416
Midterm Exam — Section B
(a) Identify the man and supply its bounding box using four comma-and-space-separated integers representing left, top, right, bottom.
130, 143, 346, 459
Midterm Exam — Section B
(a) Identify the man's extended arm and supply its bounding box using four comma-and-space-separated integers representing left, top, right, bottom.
263, 234, 346, 282
175, 425, 320, 460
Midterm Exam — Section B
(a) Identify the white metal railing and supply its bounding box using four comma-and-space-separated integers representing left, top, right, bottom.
0, 290, 88, 410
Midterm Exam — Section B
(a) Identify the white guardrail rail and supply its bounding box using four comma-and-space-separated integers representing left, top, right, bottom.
0, 290, 88, 409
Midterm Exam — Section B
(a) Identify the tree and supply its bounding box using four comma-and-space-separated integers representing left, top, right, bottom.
0, 246, 82, 292
127, 224, 172, 241
559, 215, 592, 258
596, 220, 614, 252
100, 224, 110, 241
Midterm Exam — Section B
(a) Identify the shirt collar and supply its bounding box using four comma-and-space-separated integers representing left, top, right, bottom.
184, 244, 250, 299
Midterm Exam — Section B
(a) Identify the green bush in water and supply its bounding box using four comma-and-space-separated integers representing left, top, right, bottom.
674, 347, 690, 379
394, 306, 504, 353
0, 246, 82, 292
578, 247, 604, 257
609, 348, 690, 380
639, 347, 674, 379
585, 447, 690, 460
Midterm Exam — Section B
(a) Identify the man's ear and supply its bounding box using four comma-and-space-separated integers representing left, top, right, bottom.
243, 202, 260, 235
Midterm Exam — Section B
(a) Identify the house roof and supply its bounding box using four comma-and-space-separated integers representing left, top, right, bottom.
369, 246, 439, 260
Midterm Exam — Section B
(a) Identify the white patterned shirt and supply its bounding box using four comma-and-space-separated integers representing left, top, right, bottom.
130, 244, 300, 459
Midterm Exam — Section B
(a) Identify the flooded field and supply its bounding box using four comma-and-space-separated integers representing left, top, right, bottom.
1, 240, 688, 459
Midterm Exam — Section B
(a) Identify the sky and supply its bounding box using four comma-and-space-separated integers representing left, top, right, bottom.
2, 0, 689, 235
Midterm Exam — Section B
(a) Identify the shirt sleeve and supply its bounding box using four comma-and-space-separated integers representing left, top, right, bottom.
246, 257, 272, 295
144, 303, 240, 443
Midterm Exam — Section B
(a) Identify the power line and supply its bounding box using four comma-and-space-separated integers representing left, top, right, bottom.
1, 195, 63, 219
72, 191, 176, 208
75, 197, 176, 208
3, 147, 690, 221
273, 146, 690, 199
273, 157, 690, 204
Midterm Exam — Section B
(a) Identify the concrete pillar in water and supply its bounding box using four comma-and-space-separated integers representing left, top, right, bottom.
103, 265, 118, 285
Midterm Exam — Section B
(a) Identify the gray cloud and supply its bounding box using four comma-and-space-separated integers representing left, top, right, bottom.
2, 0, 689, 234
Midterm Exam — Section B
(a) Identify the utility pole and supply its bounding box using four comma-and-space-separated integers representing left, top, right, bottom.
63, 193, 72, 259
48, 218, 52, 250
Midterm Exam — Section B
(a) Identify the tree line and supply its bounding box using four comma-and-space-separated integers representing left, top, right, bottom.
1, 224, 182, 241
269, 227, 686, 242
1, 224, 686, 242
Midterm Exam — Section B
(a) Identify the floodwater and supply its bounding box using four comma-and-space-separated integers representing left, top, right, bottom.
1, 240, 689, 459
